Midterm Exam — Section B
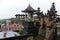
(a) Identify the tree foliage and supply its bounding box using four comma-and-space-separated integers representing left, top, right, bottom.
0, 19, 6, 24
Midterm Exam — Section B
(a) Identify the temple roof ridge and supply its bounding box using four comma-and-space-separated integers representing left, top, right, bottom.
25, 4, 35, 11
22, 4, 36, 13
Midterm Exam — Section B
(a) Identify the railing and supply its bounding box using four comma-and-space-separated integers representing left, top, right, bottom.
0, 34, 33, 40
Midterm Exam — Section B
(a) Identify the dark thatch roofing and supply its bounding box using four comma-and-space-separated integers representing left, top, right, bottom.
22, 5, 36, 13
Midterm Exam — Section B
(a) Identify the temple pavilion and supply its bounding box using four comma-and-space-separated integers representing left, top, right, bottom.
22, 5, 36, 19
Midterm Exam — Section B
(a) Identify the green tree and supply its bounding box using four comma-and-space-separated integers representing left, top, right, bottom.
19, 29, 24, 35
0, 19, 6, 24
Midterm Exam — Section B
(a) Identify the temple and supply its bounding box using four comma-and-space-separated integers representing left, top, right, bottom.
2, 2, 58, 40
22, 5, 36, 19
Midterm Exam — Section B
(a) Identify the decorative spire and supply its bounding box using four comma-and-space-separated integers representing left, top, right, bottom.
47, 2, 57, 19
50, 2, 57, 16
50, 2, 56, 12
35, 7, 44, 18
37, 7, 40, 11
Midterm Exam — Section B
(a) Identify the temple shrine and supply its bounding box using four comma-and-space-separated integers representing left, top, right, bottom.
1, 2, 58, 40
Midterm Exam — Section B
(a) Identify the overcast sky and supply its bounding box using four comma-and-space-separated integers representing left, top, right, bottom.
0, 0, 60, 19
